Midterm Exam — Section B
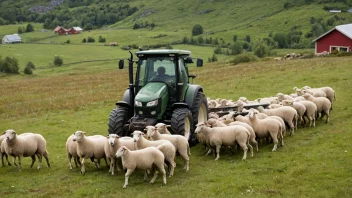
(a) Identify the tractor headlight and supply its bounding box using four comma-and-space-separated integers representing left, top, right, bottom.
135, 101, 142, 107
146, 99, 158, 107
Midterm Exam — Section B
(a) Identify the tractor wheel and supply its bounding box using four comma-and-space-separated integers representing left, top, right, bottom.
108, 107, 131, 136
191, 92, 208, 127
171, 108, 193, 141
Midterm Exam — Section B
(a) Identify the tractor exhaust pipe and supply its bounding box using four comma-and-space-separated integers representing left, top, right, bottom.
128, 51, 135, 109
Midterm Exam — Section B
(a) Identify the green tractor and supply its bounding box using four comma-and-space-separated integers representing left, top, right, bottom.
108, 49, 208, 145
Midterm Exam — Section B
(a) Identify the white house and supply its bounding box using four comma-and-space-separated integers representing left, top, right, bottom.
2, 34, 22, 44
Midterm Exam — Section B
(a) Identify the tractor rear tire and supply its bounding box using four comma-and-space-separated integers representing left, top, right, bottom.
190, 92, 208, 145
108, 107, 130, 136
171, 108, 193, 142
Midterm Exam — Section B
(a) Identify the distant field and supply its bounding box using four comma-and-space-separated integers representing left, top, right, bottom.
0, 56, 351, 197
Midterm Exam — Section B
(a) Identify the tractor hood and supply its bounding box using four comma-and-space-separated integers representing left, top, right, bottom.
135, 82, 168, 103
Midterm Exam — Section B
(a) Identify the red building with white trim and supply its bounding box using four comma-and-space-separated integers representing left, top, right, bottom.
313, 23, 352, 54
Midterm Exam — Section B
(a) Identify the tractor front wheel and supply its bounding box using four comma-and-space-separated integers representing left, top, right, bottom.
108, 107, 131, 136
171, 108, 193, 141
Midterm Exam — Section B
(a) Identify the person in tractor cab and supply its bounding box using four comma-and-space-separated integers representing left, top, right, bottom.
152, 66, 169, 81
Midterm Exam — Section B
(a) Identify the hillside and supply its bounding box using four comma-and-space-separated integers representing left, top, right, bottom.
1, 0, 352, 43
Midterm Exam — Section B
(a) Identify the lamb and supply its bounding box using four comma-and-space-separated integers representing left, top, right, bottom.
240, 113, 286, 137
206, 118, 258, 152
281, 100, 306, 127
257, 105, 298, 136
115, 146, 166, 189
194, 123, 253, 160
3, 129, 50, 172
148, 125, 190, 172
247, 110, 284, 151
155, 123, 172, 135
132, 130, 176, 177
104, 134, 136, 175
303, 86, 336, 108
297, 100, 318, 127
66, 134, 80, 170
1, 135, 13, 166
302, 93, 331, 123
301, 88, 326, 98
73, 131, 107, 174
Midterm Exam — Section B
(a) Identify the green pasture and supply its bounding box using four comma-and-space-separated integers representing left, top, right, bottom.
0, 54, 351, 197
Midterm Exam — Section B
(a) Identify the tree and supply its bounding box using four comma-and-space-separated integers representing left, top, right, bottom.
26, 61, 36, 70
230, 42, 243, 55
24, 66, 33, 74
245, 35, 251, 43
54, 56, 63, 66
25, 23, 34, 32
2, 57, 19, 74
0, 17, 6, 25
233, 35, 238, 42
17, 27, 23, 34
273, 33, 288, 48
82, 38, 87, 43
192, 24, 203, 36
254, 41, 270, 58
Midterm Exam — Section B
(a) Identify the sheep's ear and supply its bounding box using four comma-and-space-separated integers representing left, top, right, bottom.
116, 135, 120, 139
82, 132, 86, 135
106, 135, 109, 138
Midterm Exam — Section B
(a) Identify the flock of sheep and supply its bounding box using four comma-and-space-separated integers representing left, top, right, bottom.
203, 85, 335, 161
0, 85, 335, 188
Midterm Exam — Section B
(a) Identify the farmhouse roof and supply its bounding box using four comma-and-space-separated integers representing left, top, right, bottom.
73, 27, 82, 31
3, 34, 22, 42
54, 26, 62, 32
312, 23, 352, 42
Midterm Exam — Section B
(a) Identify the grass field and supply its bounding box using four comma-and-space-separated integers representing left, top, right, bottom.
0, 54, 351, 197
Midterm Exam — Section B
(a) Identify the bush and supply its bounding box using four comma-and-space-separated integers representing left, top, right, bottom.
82, 38, 87, 43
192, 24, 203, 36
230, 53, 259, 65
54, 56, 63, 66
253, 42, 271, 58
98, 36, 106, 43
0, 57, 19, 74
230, 42, 243, 55
66, 40, 70, 44
87, 37, 95, 43
26, 61, 36, 70
208, 54, 218, 63
24, 65, 33, 74
25, 23, 34, 32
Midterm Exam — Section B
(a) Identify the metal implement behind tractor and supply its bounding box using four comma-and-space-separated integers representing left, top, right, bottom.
108, 49, 208, 145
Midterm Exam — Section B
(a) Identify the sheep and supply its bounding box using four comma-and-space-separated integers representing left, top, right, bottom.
194, 123, 253, 160
281, 100, 306, 127
132, 130, 176, 177
304, 86, 336, 108
73, 131, 107, 174
236, 100, 245, 112
257, 97, 279, 104
155, 123, 172, 135
209, 112, 220, 119
297, 100, 318, 127
115, 146, 166, 189
1, 135, 13, 167
206, 118, 258, 152
66, 134, 80, 170
302, 93, 331, 123
247, 110, 284, 151
301, 88, 326, 98
104, 134, 136, 175
148, 125, 190, 172
257, 105, 298, 136
3, 129, 50, 172
208, 100, 221, 108
276, 93, 293, 102
268, 104, 282, 109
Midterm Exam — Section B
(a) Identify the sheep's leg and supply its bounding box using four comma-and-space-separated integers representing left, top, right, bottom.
73, 156, 80, 168
81, 158, 86, 174
205, 148, 212, 156
30, 155, 36, 168
154, 163, 167, 185
179, 150, 189, 172
123, 169, 134, 188
271, 136, 278, 152
215, 145, 221, 160
325, 112, 329, 123
289, 122, 295, 136
110, 158, 115, 175
18, 155, 22, 172
166, 158, 175, 177
150, 168, 158, 184
252, 140, 259, 153
43, 152, 50, 168
104, 157, 109, 168
238, 143, 248, 160
36, 154, 43, 170
96, 159, 101, 169
68, 153, 73, 170
144, 170, 149, 181
12, 156, 17, 166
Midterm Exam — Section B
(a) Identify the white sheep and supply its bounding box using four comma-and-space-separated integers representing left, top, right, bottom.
147, 125, 190, 172
206, 118, 258, 152
301, 88, 326, 98
1, 135, 13, 166
73, 131, 107, 174
276, 93, 293, 102
66, 134, 80, 170
208, 112, 220, 119
104, 134, 136, 175
302, 93, 331, 123
298, 100, 318, 127
132, 130, 176, 177
155, 123, 172, 135
3, 129, 50, 172
304, 86, 336, 108
237, 111, 283, 151
257, 105, 298, 136
281, 100, 306, 127
194, 123, 253, 160
115, 146, 166, 188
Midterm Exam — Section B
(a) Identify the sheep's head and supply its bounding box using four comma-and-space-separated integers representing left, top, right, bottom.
282, 100, 293, 106
115, 146, 127, 158
4, 129, 16, 142
131, 130, 144, 142
256, 106, 264, 112
195, 122, 207, 134
248, 110, 258, 120
73, 131, 86, 142
145, 126, 156, 138
206, 118, 217, 127
208, 112, 219, 119
302, 93, 312, 99
107, 134, 119, 146
155, 123, 167, 134
302, 86, 311, 90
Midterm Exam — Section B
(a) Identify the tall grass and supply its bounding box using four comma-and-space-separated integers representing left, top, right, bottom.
0, 56, 351, 197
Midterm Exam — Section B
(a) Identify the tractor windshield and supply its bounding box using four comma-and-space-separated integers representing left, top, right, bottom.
137, 57, 176, 87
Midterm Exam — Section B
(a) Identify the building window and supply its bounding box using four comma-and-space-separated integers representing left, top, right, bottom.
340, 47, 348, 52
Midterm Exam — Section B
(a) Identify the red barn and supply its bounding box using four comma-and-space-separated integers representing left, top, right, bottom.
313, 23, 352, 54
67, 27, 82, 34
54, 26, 68, 35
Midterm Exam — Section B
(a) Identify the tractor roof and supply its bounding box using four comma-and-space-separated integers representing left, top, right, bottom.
136, 49, 191, 57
